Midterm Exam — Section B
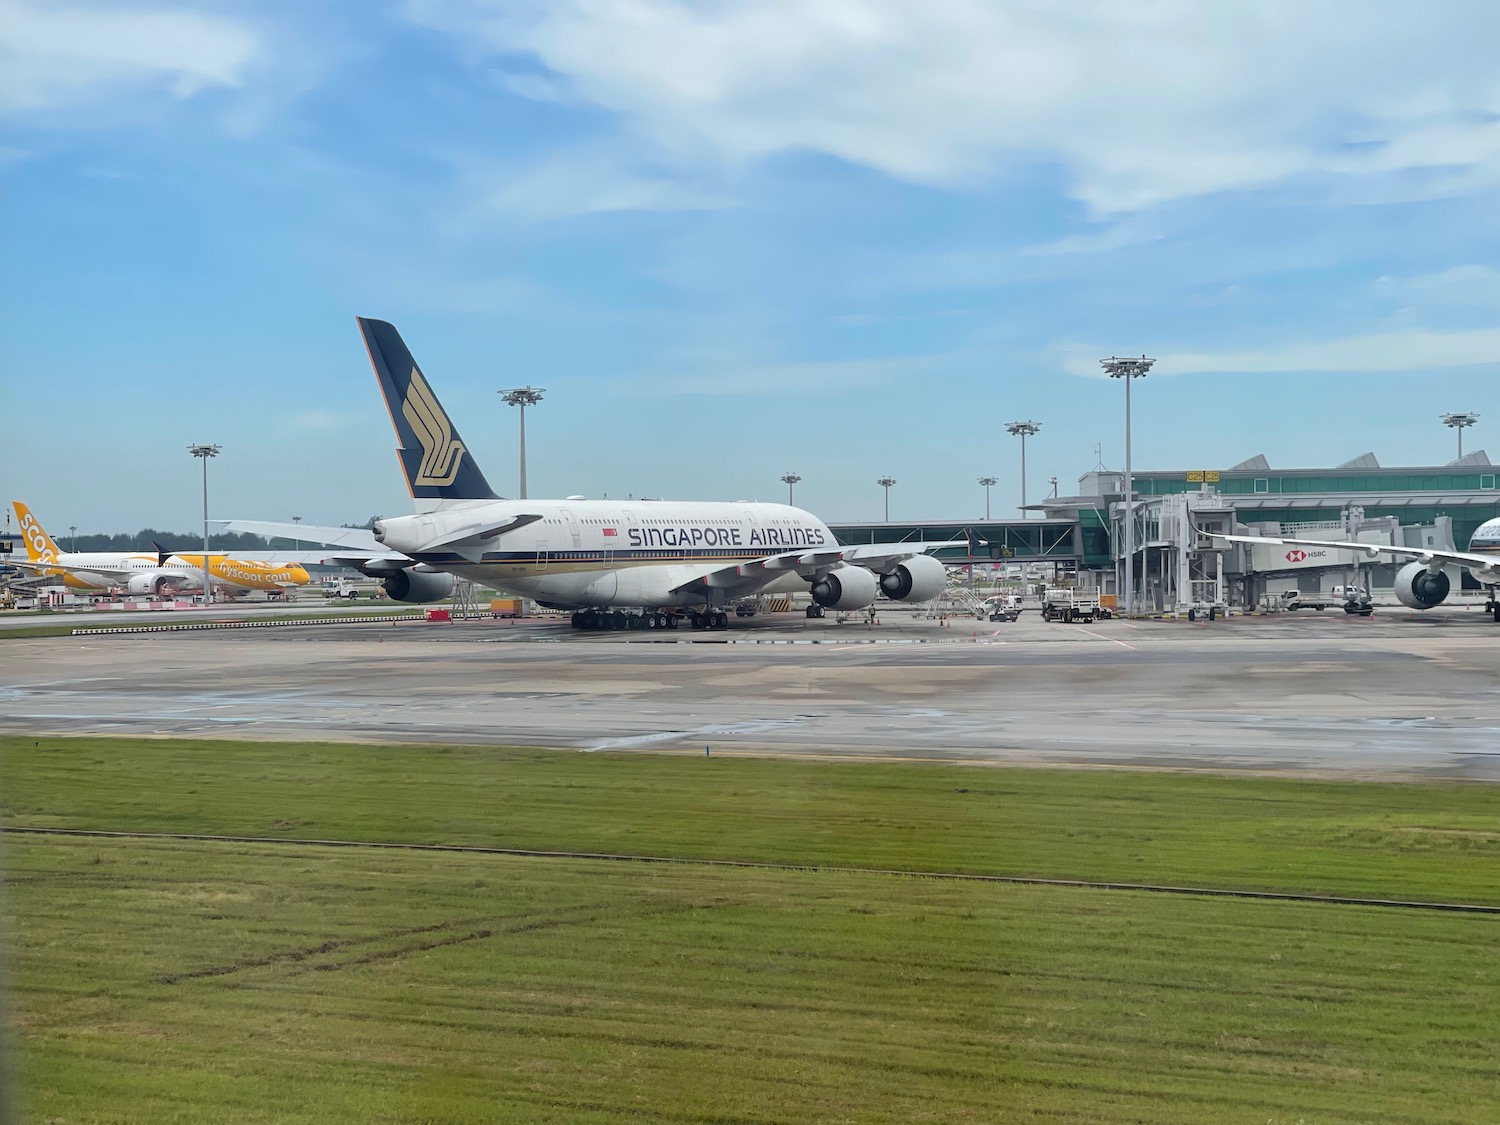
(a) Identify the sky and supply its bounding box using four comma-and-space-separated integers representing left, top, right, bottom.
1, 0, 1497, 533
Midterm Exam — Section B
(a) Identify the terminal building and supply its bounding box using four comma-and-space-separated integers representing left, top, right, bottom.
830, 449, 1499, 612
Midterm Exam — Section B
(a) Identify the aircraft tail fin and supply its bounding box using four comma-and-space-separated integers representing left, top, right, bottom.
356, 317, 498, 505
12, 501, 62, 563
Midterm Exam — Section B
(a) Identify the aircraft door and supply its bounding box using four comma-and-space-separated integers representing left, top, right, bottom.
534, 540, 549, 571
559, 507, 582, 549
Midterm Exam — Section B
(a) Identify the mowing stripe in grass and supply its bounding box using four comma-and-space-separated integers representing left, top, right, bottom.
9, 825, 1500, 915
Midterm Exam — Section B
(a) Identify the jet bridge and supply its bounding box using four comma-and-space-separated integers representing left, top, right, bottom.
829, 519, 1081, 564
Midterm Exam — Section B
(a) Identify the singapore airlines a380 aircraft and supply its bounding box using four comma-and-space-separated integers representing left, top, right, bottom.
237, 318, 961, 631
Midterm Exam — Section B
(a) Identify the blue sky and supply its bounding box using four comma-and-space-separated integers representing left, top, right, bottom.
2, 0, 1497, 533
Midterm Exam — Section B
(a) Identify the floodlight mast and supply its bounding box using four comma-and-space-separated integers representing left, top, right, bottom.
499, 386, 546, 499
780, 472, 802, 506
187, 443, 221, 604
1442, 412, 1479, 460
877, 477, 897, 522
1101, 356, 1155, 617
1004, 421, 1040, 517
977, 476, 998, 521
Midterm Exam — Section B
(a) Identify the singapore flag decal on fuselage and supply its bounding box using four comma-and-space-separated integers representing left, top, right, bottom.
275, 318, 965, 630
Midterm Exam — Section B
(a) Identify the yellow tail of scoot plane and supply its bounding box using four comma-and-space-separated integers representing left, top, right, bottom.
12, 500, 93, 587
15, 500, 61, 564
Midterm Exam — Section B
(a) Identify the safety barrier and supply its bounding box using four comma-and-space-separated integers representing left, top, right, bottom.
72, 614, 427, 636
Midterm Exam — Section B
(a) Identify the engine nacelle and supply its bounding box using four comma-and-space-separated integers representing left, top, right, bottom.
810, 564, 879, 610
382, 568, 455, 604
127, 572, 189, 596
1394, 561, 1450, 610
879, 554, 948, 602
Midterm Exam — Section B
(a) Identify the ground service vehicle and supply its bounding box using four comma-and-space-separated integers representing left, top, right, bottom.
1041, 587, 1098, 623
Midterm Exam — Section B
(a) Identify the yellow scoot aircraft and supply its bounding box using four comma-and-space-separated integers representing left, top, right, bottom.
10, 501, 311, 597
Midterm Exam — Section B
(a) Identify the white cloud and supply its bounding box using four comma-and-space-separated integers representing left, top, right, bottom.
1062, 326, 1500, 377
1376, 265, 1500, 307
449, 145, 735, 225
633, 350, 953, 396
0, 0, 259, 115
408, 0, 1500, 213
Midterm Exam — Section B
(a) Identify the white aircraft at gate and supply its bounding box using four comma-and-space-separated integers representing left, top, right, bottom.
230, 318, 959, 630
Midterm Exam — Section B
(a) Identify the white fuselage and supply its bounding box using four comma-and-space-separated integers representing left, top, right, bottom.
377, 498, 837, 608
35, 552, 208, 593
1468, 518, 1500, 584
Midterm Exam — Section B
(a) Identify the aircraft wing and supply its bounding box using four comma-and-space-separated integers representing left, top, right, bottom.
214, 520, 383, 551
6, 558, 134, 581
1217, 533, 1500, 577
668, 540, 969, 598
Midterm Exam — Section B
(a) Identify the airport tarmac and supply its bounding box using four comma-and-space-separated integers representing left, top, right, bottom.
2, 608, 1497, 779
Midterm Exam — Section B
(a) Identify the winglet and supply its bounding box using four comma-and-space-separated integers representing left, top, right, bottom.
356, 317, 498, 503
151, 540, 171, 566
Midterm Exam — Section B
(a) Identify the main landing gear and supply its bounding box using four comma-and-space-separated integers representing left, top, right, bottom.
569, 609, 732, 631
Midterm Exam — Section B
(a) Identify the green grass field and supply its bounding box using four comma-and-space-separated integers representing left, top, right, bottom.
5, 736, 1500, 1122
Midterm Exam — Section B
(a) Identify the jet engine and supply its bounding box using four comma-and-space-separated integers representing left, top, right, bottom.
127, 572, 189, 597
1394, 561, 1450, 610
879, 554, 947, 602
382, 568, 455, 604
810, 564, 879, 610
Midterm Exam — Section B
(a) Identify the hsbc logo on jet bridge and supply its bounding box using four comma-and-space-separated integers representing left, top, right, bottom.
1283, 548, 1331, 564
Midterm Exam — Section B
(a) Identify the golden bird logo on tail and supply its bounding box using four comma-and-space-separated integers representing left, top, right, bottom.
401, 367, 467, 487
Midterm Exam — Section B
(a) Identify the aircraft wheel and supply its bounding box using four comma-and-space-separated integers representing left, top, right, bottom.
571, 612, 583, 629
715, 611, 728, 629
666, 614, 679, 630
690, 612, 703, 629
610, 612, 626, 630
627, 614, 641, 630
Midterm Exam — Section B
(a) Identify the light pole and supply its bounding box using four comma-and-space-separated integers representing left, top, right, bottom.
1048, 476, 1059, 499
292, 515, 302, 552
499, 385, 545, 498
877, 477, 897, 522
188, 444, 221, 603
69, 525, 77, 552
978, 476, 997, 520
1005, 421, 1040, 517
1442, 412, 1479, 460
1101, 356, 1155, 617
780, 472, 802, 506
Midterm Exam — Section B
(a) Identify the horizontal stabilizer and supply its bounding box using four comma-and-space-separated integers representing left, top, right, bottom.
413, 514, 544, 554
327, 553, 413, 576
